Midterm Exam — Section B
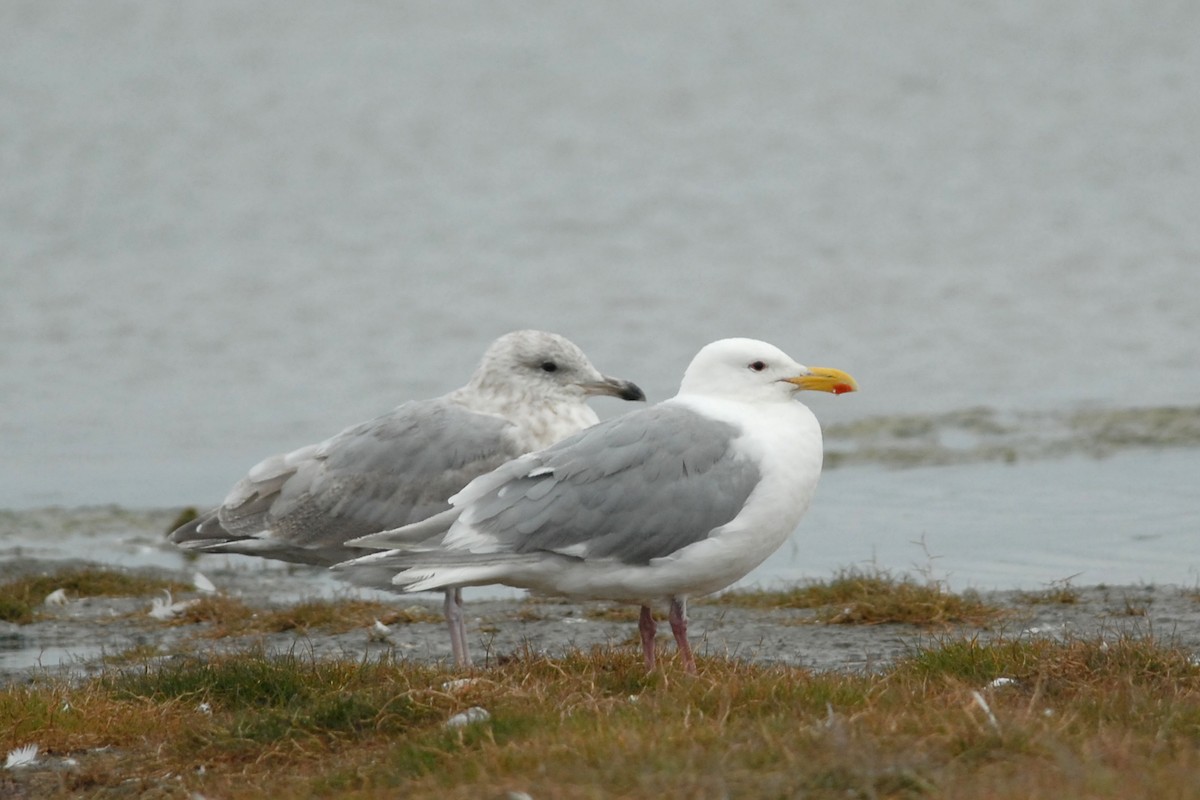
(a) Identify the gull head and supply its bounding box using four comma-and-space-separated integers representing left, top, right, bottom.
678, 338, 858, 403
470, 330, 646, 404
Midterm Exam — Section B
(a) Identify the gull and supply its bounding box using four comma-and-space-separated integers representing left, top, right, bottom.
341, 338, 856, 672
168, 330, 644, 667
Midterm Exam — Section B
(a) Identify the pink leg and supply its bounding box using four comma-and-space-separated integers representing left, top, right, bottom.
669, 597, 696, 674
638, 605, 657, 671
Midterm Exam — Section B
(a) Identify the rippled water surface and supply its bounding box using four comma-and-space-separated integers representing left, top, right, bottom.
2, 1, 1198, 587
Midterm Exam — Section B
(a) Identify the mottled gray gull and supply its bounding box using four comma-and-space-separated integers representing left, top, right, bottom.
168, 330, 645, 667
340, 338, 857, 673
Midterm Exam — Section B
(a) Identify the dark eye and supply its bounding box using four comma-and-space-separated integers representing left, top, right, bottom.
749, 361, 766, 372
541, 361, 558, 373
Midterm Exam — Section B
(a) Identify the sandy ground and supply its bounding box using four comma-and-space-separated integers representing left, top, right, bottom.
4, 556, 1199, 685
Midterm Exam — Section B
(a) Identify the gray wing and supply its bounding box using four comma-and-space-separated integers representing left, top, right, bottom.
170, 399, 522, 563
457, 405, 761, 565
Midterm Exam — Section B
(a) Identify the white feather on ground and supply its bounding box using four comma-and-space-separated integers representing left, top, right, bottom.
4, 744, 39, 769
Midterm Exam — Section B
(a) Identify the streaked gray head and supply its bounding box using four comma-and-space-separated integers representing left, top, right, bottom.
469, 330, 645, 403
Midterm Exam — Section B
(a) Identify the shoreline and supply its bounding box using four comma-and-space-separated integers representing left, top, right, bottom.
4, 555, 1198, 684
3, 506, 1199, 683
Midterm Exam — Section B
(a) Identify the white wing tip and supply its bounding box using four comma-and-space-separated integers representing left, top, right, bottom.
345, 530, 393, 549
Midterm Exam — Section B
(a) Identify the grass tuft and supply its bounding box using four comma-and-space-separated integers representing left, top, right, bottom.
713, 567, 1003, 626
898, 634, 1200, 696
1, 634, 1198, 797
1016, 578, 1082, 605
106, 650, 444, 761
0, 567, 187, 624
167, 595, 442, 637
582, 603, 642, 622
166, 506, 200, 534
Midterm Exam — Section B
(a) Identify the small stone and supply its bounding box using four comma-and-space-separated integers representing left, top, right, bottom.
44, 589, 69, 607
445, 707, 490, 728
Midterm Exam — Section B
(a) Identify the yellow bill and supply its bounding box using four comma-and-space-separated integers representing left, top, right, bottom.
785, 367, 858, 395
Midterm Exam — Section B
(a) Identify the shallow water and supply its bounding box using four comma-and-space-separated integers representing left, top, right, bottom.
3, 446, 1196, 597
2, 1, 1198, 589
2, 447, 1198, 673
767, 448, 1200, 591
0, 642, 110, 677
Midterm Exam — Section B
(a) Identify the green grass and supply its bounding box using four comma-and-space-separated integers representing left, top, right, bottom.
165, 506, 200, 534
110, 650, 439, 756
3, 633, 1197, 798
712, 567, 1003, 626
0, 567, 187, 624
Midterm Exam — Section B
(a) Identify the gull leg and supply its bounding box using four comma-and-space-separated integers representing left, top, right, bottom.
638, 605, 657, 671
444, 588, 471, 669
669, 597, 696, 674
454, 587, 472, 668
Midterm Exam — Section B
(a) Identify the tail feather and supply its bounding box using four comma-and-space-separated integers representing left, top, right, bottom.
190, 539, 352, 567
167, 509, 226, 546
396, 561, 539, 593
335, 563, 411, 592
345, 507, 461, 549
168, 508, 350, 567
332, 549, 543, 592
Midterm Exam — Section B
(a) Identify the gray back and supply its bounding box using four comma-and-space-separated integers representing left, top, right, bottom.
464, 405, 761, 564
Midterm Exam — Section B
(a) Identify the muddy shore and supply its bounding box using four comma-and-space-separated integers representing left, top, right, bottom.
4, 554, 1198, 685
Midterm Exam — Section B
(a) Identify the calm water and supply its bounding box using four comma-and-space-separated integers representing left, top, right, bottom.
2, 1, 1198, 588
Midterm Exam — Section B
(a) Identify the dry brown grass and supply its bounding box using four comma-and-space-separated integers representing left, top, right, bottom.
712, 567, 1003, 626
1015, 578, 1083, 605
169, 595, 442, 637
582, 603, 643, 622
2, 633, 1197, 798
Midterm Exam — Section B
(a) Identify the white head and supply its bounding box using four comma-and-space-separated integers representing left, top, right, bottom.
468, 330, 646, 405
678, 338, 858, 404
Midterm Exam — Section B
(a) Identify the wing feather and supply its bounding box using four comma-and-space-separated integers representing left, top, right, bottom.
446, 405, 761, 565
171, 399, 523, 563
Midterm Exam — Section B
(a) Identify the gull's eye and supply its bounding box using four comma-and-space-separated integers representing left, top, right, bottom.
749, 361, 767, 372
541, 361, 558, 373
